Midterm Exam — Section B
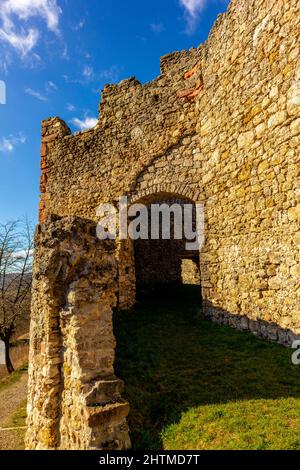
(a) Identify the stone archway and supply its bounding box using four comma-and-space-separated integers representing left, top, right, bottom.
118, 187, 203, 310
26, 190, 204, 450
129, 183, 200, 206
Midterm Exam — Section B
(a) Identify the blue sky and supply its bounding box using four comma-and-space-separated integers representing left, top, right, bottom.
0, 0, 229, 224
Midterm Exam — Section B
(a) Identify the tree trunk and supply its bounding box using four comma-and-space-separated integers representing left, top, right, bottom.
4, 337, 14, 374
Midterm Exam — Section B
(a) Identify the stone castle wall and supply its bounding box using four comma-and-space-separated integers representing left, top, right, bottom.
38, 0, 300, 342
27, 0, 300, 450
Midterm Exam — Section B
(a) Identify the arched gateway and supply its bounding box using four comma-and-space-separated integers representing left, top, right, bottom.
26, 0, 300, 449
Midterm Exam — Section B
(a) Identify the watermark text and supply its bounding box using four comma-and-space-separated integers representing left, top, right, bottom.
96, 197, 205, 251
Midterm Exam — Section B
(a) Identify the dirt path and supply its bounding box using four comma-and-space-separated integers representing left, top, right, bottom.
0, 372, 27, 450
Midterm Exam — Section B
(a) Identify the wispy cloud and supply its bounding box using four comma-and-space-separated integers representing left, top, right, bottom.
25, 80, 57, 101
73, 19, 85, 31
150, 22, 165, 34
87, 65, 121, 83
0, 133, 26, 153
70, 116, 98, 131
99, 65, 122, 83
0, 0, 62, 57
83, 65, 94, 79
179, 0, 207, 33
45, 80, 57, 92
64, 65, 122, 87
62, 74, 80, 85
61, 44, 69, 60
67, 103, 75, 112
25, 87, 48, 101
84, 51, 92, 60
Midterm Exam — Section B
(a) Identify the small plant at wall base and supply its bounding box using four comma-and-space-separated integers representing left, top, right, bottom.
0, 220, 33, 374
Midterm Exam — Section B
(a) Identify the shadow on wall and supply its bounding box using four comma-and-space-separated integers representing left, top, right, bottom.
114, 285, 300, 450
204, 302, 300, 348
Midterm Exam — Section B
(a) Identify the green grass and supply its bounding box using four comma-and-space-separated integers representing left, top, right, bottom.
114, 285, 300, 450
4, 400, 27, 450
0, 364, 28, 393
8, 400, 27, 428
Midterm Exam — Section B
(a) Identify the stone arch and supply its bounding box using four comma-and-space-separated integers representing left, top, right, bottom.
118, 187, 203, 310
129, 182, 201, 206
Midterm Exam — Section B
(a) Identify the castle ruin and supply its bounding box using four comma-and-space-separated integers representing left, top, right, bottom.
26, 0, 300, 450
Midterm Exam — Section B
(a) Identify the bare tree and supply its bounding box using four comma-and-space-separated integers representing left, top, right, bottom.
0, 219, 33, 374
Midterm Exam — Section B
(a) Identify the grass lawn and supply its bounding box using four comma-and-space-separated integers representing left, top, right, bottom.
114, 285, 300, 450
8, 400, 27, 429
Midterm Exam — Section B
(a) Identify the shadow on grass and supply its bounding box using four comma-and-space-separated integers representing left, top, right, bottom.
114, 285, 300, 450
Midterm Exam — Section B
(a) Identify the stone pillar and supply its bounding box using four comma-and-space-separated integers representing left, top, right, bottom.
26, 216, 131, 450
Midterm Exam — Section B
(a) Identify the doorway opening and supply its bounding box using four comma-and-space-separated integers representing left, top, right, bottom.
131, 194, 201, 302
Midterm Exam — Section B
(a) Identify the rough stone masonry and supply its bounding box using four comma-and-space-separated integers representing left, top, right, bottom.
26, 0, 300, 450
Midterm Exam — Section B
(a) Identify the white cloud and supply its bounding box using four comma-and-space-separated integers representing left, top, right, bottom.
61, 44, 69, 60
179, 0, 207, 33
62, 74, 80, 84
150, 22, 165, 33
71, 116, 98, 131
67, 103, 75, 112
73, 19, 85, 31
99, 65, 122, 83
180, 0, 206, 17
0, 28, 39, 56
64, 65, 122, 87
84, 51, 92, 60
45, 80, 57, 91
0, 0, 62, 56
25, 87, 48, 101
0, 138, 14, 152
83, 65, 94, 79
25, 81, 56, 101
0, 133, 26, 153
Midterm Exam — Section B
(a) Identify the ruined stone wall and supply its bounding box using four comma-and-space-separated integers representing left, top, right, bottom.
26, 217, 130, 450
38, 0, 300, 350
181, 259, 200, 286
28, 0, 300, 451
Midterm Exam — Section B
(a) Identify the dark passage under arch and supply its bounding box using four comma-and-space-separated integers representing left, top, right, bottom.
131, 194, 201, 299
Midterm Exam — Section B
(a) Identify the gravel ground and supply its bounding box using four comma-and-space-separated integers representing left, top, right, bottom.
0, 373, 27, 450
